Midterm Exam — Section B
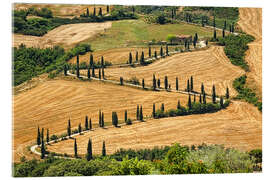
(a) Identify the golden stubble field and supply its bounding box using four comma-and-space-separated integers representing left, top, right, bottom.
13, 79, 190, 162
238, 8, 262, 99
81, 46, 245, 97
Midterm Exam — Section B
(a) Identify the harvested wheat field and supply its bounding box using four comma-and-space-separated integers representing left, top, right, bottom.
84, 46, 245, 97
69, 46, 180, 65
47, 100, 261, 156
13, 79, 190, 162
13, 22, 112, 49
238, 8, 262, 99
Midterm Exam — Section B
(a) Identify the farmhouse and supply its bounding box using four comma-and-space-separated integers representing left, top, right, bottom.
175, 34, 192, 43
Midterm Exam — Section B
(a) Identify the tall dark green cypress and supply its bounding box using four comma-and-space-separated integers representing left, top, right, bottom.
107, 5, 109, 13
136, 51, 138, 62
203, 92, 206, 104
101, 56, 104, 67
152, 103, 156, 118
154, 50, 157, 59
78, 123, 82, 134
98, 7, 102, 16
64, 64, 67, 76
213, 15, 216, 28
85, 116, 89, 130
142, 78, 145, 89
193, 95, 196, 102
86, 138, 92, 161
212, 85, 216, 104
222, 28, 225, 38
187, 79, 190, 92
177, 100, 181, 109
101, 112, 104, 127
139, 105, 143, 121
112, 112, 118, 127
124, 110, 127, 122
190, 76, 193, 92
99, 110, 102, 127
213, 29, 217, 40
188, 94, 192, 109
86, 8, 89, 17
176, 77, 179, 91
157, 79, 160, 88
40, 139, 45, 159
90, 54, 94, 68
46, 129, 49, 144
74, 138, 78, 158
129, 52, 132, 64
41, 128, 44, 142
226, 87, 230, 99
140, 51, 145, 65
199, 94, 202, 103
220, 96, 224, 108
224, 20, 227, 30
153, 74, 156, 90
136, 105, 139, 120
76, 55, 80, 78
102, 67, 105, 79
37, 126, 41, 146
149, 46, 151, 57
164, 76, 168, 90
102, 141, 106, 156
166, 45, 169, 56
67, 119, 71, 137
93, 7, 96, 16
92, 67, 95, 77
89, 118, 92, 130
98, 68, 101, 79
160, 46, 163, 57
201, 83, 204, 94
87, 66, 91, 79
161, 103, 165, 112
120, 77, 123, 85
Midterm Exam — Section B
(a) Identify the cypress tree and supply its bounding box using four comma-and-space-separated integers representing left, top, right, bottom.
98, 68, 101, 79
140, 51, 145, 65
86, 138, 92, 161
40, 139, 45, 159
74, 138, 78, 158
184, 40, 187, 49
152, 103, 156, 118
226, 87, 230, 99
177, 100, 181, 109
90, 54, 94, 68
37, 126, 41, 146
193, 95, 196, 102
201, 83, 204, 94
67, 119, 71, 137
157, 79, 160, 88
87, 67, 91, 79
125, 110, 127, 122
220, 96, 224, 108
85, 116, 89, 130
136, 51, 138, 62
93, 7, 96, 16
78, 123, 82, 134
107, 5, 109, 13
149, 46, 151, 57
232, 23, 234, 33
101, 56, 104, 67
112, 112, 118, 127
132, 6, 135, 14
76, 55, 80, 78
199, 94, 202, 103
99, 110, 101, 127
229, 24, 232, 33
161, 103, 165, 112
213, 15, 216, 28
193, 38, 196, 48
154, 50, 157, 59
120, 77, 123, 85
213, 29, 217, 40
206, 39, 208, 46
187, 79, 190, 92
46, 129, 49, 144
153, 74, 156, 90
190, 76, 193, 92
203, 92, 206, 104
188, 94, 192, 109
201, 17, 204, 27
129, 52, 132, 64
222, 28, 225, 38
89, 118, 92, 130
102, 67, 105, 79
195, 33, 198, 42
164, 76, 168, 90
142, 78, 145, 89
176, 77, 179, 91
187, 42, 190, 50
98, 7, 102, 16
101, 112, 104, 127
102, 141, 106, 156
224, 20, 227, 30
64, 64, 67, 76
166, 45, 169, 56
136, 105, 139, 120
41, 128, 44, 142
139, 105, 143, 121
92, 66, 95, 77
86, 8, 89, 17
212, 85, 216, 104
160, 46, 163, 57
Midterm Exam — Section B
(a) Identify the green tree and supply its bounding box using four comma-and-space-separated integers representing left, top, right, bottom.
176, 77, 179, 91
87, 67, 90, 79
86, 8, 89, 17
212, 84, 216, 104
226, 87, 230, 99
63, 64, 67, 76
129, 52, 132, 64
190, 76, 193, 92
222, 28, 225, 38
101, 56, 104, 67
224, 20, 227, 30
187, 79, 190, 92
220, 96, 224, 108
177, 100, 181, 109
148, 46, 151, 57
161, 103, 165, 112
37, 126, 41, 146
40, 139, 45, 159
206, 39, 208, 46
125, 110, 128, 122
93, 7, 96, 16
160, 46, 163, 57
90, 54, 94, 68
86, 138, 92, 161
188, 94, 192, 109
120, 77, 123, 85
92, 67, 95, 77
154, 50, 157, 59
157, 79, 160, 88
156, 14, 166, 24
213, 29, 217, 40
101, 112, 104, 127
98, 68, 101, 79
136, 51, 138, 62
78, 123, 82, 134
102, 67, 105, 79
152, 103, 156, 118
41, 128, 44, 142
106, 5, 109, 13
136, 105, 139, 120
102, 141, 106, 156
89, 118, 92, 130
112, 112, 118, 127
166, 34, 177, 44
164, 76, 168, 90
152, 74, 156, 90
201, 83, 204, 94
203, 92, 206, 104
74, 138, 78, 158
46, 129, 49, 144
193, 95, 196, 102
67, 119, 71, 137
140, 51, 145, 65
199, 94, 202, 103
142, 78, 145, 89
98, 7, 102, 16
85, 116, 89, 130
166, 45, 169, 56
201, 17, 204, 27
213, 15, 216, 28
76, 55, 80, 78
99, 110, 102, 127
139, 105, 143, 121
